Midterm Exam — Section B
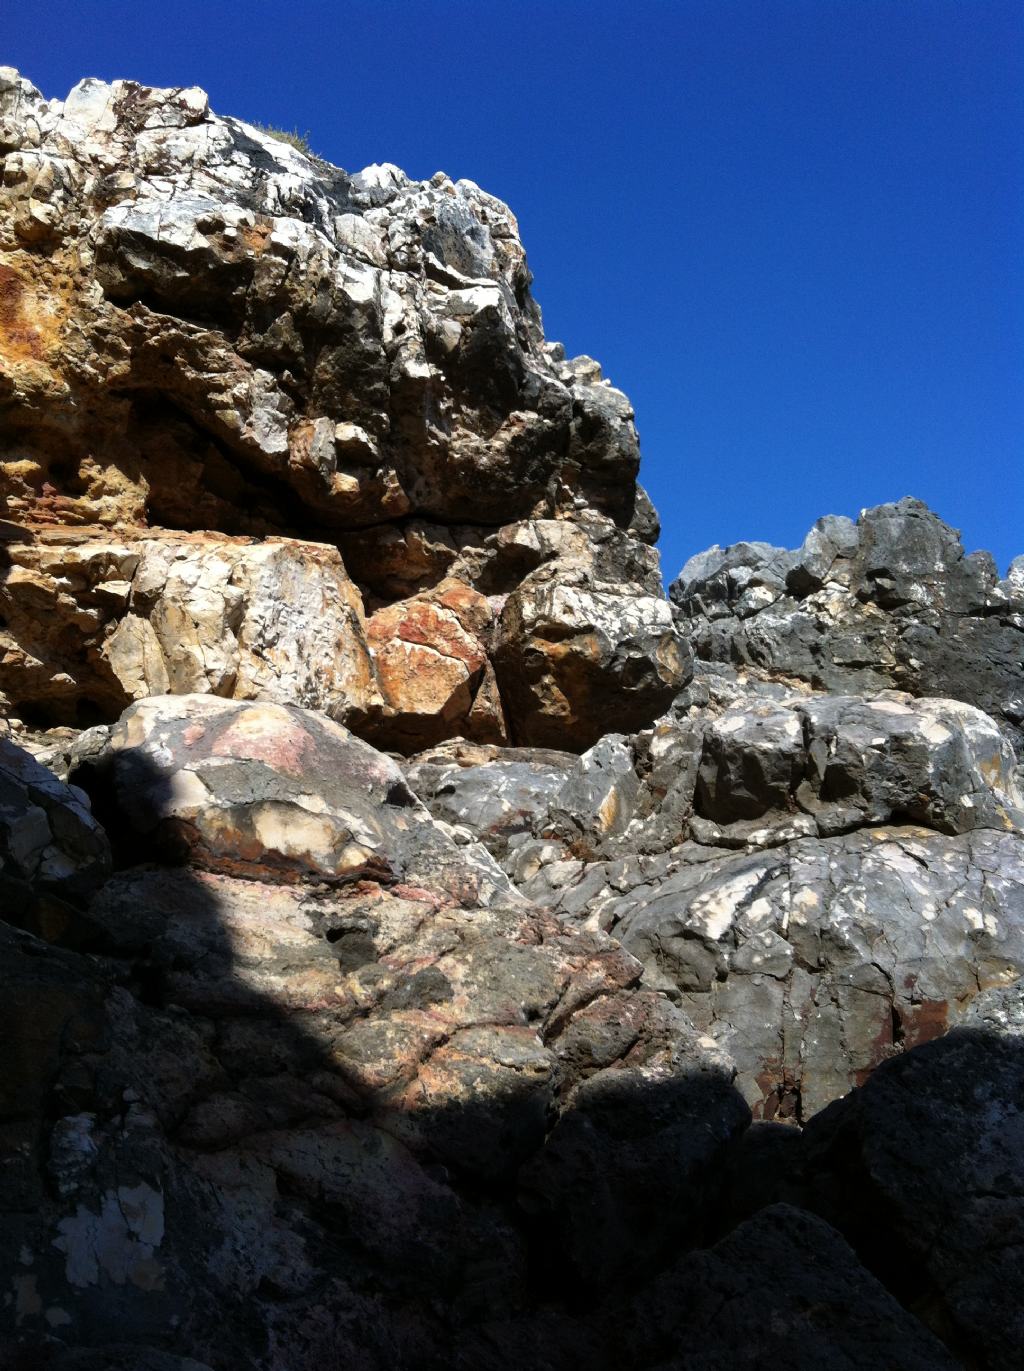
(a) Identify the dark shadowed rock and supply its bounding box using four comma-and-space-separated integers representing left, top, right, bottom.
797, 1018, 1024, 1368
2, 692, 750, 1366
0, 734, 110, 925
618, 1204, 962, 1370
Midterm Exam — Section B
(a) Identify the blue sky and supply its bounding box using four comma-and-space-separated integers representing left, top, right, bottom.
6, 0, 1021, 576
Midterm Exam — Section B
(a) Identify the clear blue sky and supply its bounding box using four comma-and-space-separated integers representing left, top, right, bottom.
6, 0, 1022, 576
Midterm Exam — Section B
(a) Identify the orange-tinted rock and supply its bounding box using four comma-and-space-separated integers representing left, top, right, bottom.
365, 579, 508, 751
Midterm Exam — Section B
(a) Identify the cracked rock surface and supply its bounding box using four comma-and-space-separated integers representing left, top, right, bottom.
2, 62, 1023, 1371
0, 68, 686, 752
671, 497, 1024, 750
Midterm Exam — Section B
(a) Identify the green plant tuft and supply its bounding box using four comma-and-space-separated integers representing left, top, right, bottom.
253, 122, 316, 158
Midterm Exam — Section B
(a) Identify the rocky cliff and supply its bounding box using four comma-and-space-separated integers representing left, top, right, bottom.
0, 68, 684, 753
1, 71, 1022, 1371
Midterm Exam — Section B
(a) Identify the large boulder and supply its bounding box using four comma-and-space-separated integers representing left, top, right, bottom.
76, 693, 516, 900
795, 1009, 1024, 1368
0, 530, 381, 727
692, 690, 1022, 841
363, 578, 508, 750
494, 572, 690, 749
616, 1203, 960, 1370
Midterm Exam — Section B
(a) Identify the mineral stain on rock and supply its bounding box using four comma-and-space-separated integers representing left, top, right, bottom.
0, 63, 1022, 1371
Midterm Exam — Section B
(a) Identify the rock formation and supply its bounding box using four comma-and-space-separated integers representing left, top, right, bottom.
2, 68, 1023, 1371
671, 497, 1024, 748
0, 68, 685, 752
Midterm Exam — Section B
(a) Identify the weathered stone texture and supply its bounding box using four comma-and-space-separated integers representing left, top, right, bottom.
2, 62, 1023, 1371
671, 498, 1024, 749
0, 68, 685, 752
0, 530, 380, 727
0, 706, 747, 1367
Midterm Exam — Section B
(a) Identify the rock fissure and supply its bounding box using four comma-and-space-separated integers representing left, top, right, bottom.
1, 65, 1022, 1371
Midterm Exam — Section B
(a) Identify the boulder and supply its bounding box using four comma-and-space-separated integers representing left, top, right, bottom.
363, 578, 508, 751
618, 1203, 960, 1370
798, 1016, 1024, 1367
0, 531, 381, 728
494, 573, 690, 749
404, 733, 638, 861
694, 690, 1023, 840
76, 693, 516, 901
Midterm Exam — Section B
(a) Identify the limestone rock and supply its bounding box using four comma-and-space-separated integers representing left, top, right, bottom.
693, 690, 1022, 840
404, 733, 639, 862
671, 498, 1024, 749
79, 693, 515, 900
0, 69, 682, 754
0, 530, 381, 727
494, 573, 690, 749
407, 685, 1024, 1120
0, 732, 109, 910
364, 578, 507, 750
3, 61, 1023, 1371
597, 826, 1024, 1119
414, 685, 1023, 874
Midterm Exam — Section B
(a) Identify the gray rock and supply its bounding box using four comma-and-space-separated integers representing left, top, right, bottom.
0, 735, 110, 908
535, 826, 1024, 1119
672, 498, 1024, 750
695, 691, 1023, 839
404, 739, 575, 857
960, 974, 1024, 1036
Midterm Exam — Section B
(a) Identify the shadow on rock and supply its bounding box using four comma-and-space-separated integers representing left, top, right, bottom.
1, 698, 1013, 1370
720, 1004, 1024, 1371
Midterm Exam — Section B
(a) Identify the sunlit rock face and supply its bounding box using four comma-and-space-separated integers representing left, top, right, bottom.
671, 497, 1024, 750
409, 683, 1024, 1121
2, 64, 1024, 1371
0, 68, 686, 751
